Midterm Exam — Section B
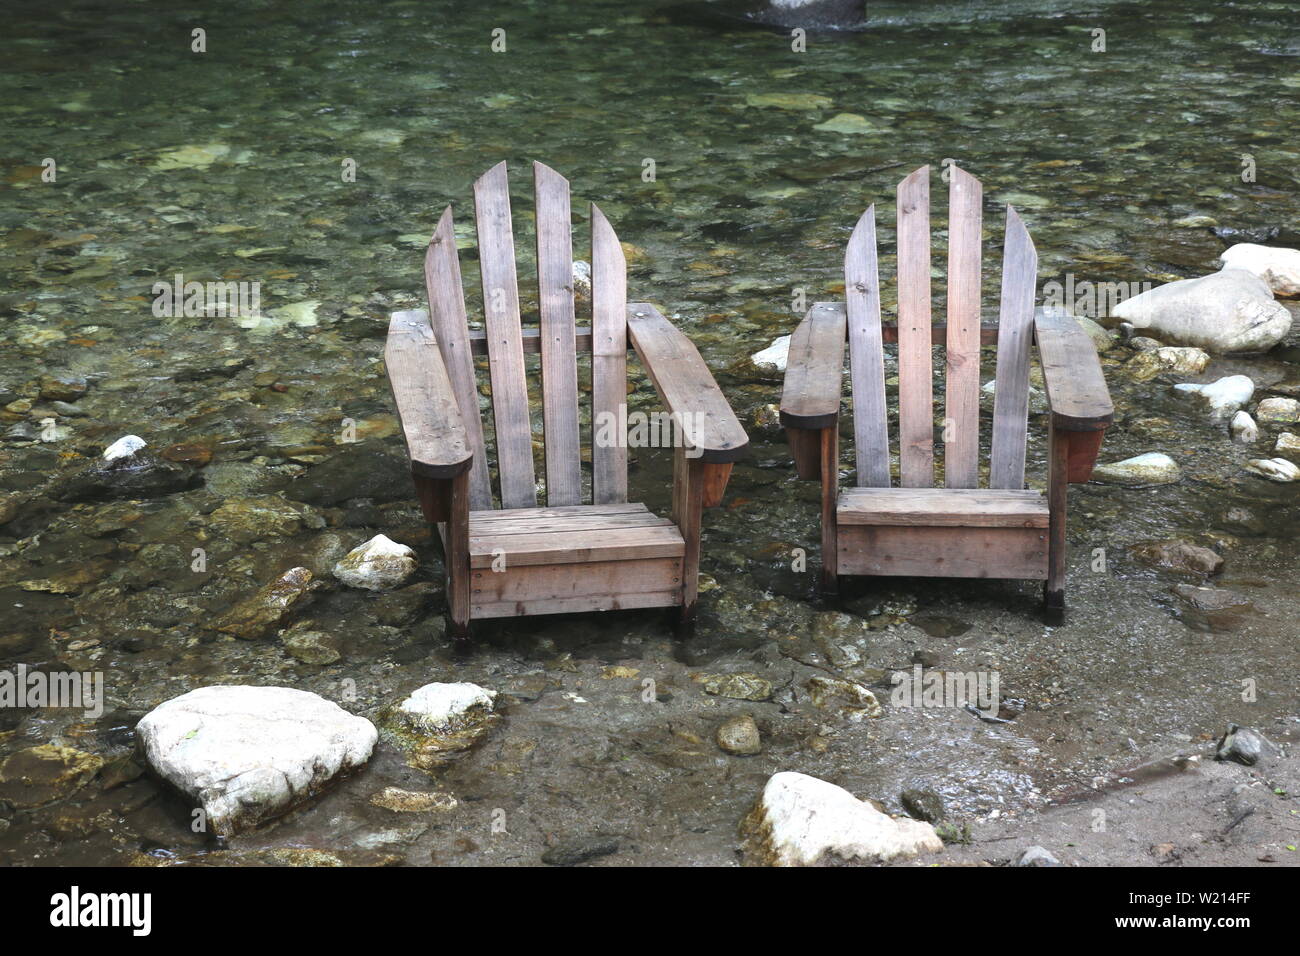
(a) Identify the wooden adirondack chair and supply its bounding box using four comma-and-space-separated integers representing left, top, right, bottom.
779, 165, 1112, 622
385, 161, 748, 639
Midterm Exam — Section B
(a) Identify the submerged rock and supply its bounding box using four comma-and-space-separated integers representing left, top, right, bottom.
541, 834, 620, 867
1091, 453, 1181, 487
1173, 375, 1255, 421
1128, 539, 1223, 575
1218, 243, 1300, 296
806, 675, 883, 721
136, 685, 377, 838
697, 672, 774, 701
716, 714, 762, 755
1126, 346, 1209, 381
1274, 432, 1300, 462
212, 566, 320, 639
739, 772, 943, 866
900, 788, 946, 824
369, 787, 458, 813
1111, 269, 1291, 353
39, 372, 88, 402
333, 534, 417, 590
0, 745, 103, 809
54, 442, 198, 503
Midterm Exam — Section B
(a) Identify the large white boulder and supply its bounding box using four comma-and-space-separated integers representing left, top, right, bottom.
136, 685, 377, 837
739, 771, 943, 866
1219, 243, 1300, 297
333, 534, 416, 590
1173, 375, 1255, 421
1112, 269, 1290, 354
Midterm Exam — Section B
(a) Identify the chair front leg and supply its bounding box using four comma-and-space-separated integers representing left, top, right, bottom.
1044, 422, 1069, 624
819, 424, 839, 595
671, 447, 705, 632
419, 471, 472, 641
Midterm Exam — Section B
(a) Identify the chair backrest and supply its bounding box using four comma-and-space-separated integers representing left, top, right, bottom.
846, 164, 1038, 491
424, 161, 629, 512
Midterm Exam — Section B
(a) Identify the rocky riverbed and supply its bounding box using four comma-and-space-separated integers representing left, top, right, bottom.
2, 0, 1299, 865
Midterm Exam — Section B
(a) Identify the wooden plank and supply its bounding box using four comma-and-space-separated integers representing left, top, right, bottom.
470, 510, 670, 537
473, 161, 537, 509
1067, 429, 1106, 483
672, 447, 705, 626
445, 470, 472, 639
384, 310, 473, 479
837, 525, 1048, 579
780, 301, 845, 430
469, 524, 685, 569
989, 205, 1039, 490
895, 166, 934, 488
473, 590, 680, 619
1045, 421, 1069, 619
533, 162, 581, 506
820, 424, 839, 594
786, 427, 822, 481
944, 166, 983, 489
470, 502, 650, 524
838, 486, 1049, 528
627, 303, 748, 464
701, 462, 733, 508
465, 322, 998, 355
470, 555, 683, 608
1033, 306, 1114, 431
590, 203, 629, 505
425, 206, 493, 510
845, 207, 891, 487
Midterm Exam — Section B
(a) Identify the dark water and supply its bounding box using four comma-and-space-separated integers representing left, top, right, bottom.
1, 0, 1297, 865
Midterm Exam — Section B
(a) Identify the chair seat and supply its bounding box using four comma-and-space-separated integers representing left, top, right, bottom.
468, 502, 685, 568
838, 487, 1049, 529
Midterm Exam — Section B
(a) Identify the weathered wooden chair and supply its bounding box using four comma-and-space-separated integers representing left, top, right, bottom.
385, 161, 747, 639
780, 166, 1112, 621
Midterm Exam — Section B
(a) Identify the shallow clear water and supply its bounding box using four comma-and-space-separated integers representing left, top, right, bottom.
1, 0, 1297, 865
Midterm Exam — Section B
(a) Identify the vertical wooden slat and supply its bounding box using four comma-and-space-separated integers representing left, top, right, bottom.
425, 206, 493, 511
989, 205, 1038, 490
533, 161, 581, 506
590, 202, 628, 505
1044, 421, 1069, 623
473, 161, 537, 509
944, 166, 983, 489
896, 166, 934, 488
845, 206, 891, 488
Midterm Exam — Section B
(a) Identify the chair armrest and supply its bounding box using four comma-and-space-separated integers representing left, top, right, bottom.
627, 303, 749, 464
1033, 306, 1114, 431
779, 302, 846, 430
384, 310, 474, 479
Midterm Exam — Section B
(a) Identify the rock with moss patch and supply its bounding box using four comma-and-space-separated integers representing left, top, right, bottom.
370, 787, 458, 812
697, 672, 773, 701
385, 682, 499, 768
806, 675, 883, 720
1092, 453, 1181, 487
212, 566, 320, 639
739, 772, 943, 866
